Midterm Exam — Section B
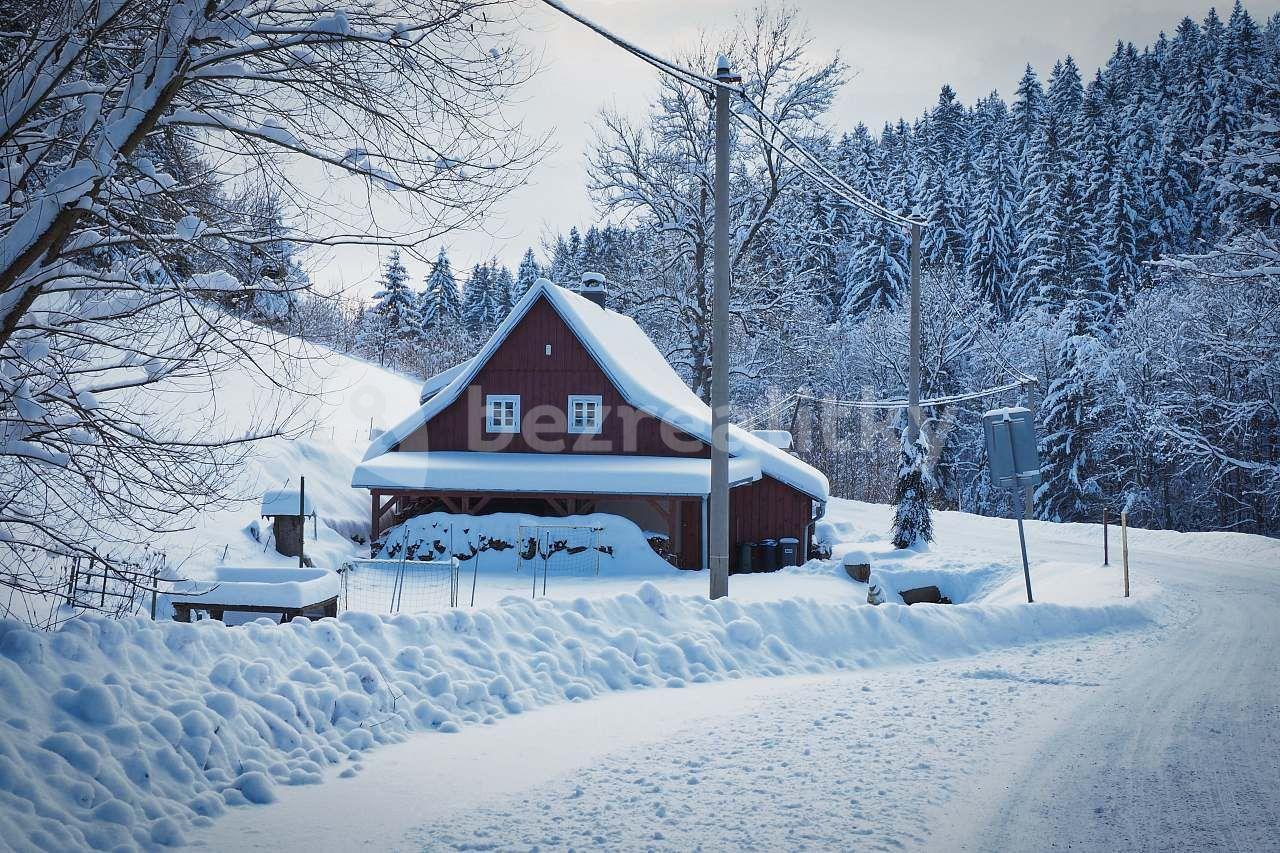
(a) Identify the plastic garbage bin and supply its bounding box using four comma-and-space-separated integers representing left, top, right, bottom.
779, 537, 800, 566
737, 541, 754, 574
759, 539, 778, 572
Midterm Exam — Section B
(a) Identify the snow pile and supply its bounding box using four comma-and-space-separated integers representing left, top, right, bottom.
375, 511, 677, 577
0, 580, 1152, 849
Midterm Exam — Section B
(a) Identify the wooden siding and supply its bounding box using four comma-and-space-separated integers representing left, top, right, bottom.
398, 296, 707, 457
730, 476, 813, 569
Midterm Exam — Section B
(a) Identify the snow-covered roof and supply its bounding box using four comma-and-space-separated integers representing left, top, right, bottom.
353, 451, 762, 496
419, 359, 473, 405
261, 488, 314, 517
364, 279, 829, 500
751, 430, 793, 450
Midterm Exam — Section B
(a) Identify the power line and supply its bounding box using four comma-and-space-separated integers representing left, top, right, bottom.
734, 101, 926, 229
536, 0, 732, 94
537, 0, 922, 231
728, 111, 907, 226
739, 377, 1038, 429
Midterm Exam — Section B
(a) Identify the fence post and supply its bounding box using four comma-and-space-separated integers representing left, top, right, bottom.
150, 560, 159, 620
67, 557, 79, 608
1103, 507, 1109, 566
1121, 511, 1130, 598
100, 557, 108, 608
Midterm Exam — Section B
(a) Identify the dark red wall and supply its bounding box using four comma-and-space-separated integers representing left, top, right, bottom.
398, 296, 706, 457
731, 477, 813, 565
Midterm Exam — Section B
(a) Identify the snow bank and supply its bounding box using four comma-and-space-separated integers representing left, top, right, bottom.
0, 583, 1153, 850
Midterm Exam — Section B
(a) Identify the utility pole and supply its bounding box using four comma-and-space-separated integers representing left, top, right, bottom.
907, 222, 922, 444
709, 55, 738, 600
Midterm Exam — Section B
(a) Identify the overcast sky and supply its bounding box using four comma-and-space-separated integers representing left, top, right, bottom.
312, 0, 1279, 296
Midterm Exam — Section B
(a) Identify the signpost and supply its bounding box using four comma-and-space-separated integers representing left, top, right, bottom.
982, 407, 1041, 603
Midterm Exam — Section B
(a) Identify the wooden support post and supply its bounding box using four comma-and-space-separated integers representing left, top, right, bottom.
1121, 510, 1130, 598
371, 490, 382, 543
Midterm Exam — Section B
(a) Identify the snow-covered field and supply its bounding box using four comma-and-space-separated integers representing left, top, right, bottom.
4, 346, 1277, 852
1, 486, 1193, 851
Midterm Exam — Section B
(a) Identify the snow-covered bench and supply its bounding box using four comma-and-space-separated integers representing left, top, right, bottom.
168, 567, 339, 624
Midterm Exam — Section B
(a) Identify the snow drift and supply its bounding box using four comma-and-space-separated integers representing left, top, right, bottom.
0, 584, 1152, 850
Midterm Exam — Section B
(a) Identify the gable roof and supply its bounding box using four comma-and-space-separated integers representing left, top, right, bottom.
365, 279, 829, 501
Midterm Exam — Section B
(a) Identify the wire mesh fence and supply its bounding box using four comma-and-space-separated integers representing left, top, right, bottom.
340, 558, 460, 614
515, 525, 604, 598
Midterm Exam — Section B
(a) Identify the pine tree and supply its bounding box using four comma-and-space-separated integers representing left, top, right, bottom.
420, 247, 462, 332
512, 247, 543, 302
892, 429, 935, 549
1098, 161, 1142, 310
1022, 168, 1098, 311
493, 264, 516, 319
461, 262, 499, 336
965, 127, 1019, 311
356, 250, 421, 366
1012, 64, 1045, 171
1035, 298, 1105, 522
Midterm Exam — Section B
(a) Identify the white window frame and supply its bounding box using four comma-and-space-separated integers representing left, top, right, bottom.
485, 394, 520, 433
567, 394, 604, 434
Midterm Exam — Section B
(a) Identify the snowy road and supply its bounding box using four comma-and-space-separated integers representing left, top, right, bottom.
196, 516, 1279, 852
945, 549, 1280, 852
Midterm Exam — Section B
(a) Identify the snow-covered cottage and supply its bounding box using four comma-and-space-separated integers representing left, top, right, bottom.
352, 277, 828, 570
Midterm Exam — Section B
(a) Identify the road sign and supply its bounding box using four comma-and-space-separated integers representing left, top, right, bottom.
982, 407, 1041, 603
982, 407, 1041, 488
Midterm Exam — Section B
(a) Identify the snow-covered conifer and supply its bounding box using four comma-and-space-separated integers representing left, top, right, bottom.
421, 247, 463, 331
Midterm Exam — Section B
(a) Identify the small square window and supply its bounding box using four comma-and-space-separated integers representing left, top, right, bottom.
568, 395, 603, 434
486, 395, 520, 433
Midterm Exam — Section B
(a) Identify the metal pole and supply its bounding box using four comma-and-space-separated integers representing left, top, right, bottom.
298, 475, 306, 569
1005, 419, 1033, 603
907, 222, 922, 444
1121, 511, 1130, 598
709, 55, 736, 600
1015, 484, 1034, 603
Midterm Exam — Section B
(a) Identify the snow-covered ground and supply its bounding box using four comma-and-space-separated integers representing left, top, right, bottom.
191, 506, 1278, 853
9, 488, 1252, 851
4, 341, 1277, 851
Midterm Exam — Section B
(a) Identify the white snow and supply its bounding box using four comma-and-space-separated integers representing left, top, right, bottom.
352, 450, 761, 495
258, 489, 313, 518
417, 358, 472, 404
166, 567, 339, 609
0, 497, 1178, 850
365, 280, 829, 501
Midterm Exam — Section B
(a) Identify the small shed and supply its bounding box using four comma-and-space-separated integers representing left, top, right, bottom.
261, 488, 315, 559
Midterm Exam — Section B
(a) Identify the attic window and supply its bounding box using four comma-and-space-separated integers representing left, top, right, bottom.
568, 395, 603, 434
485, 395, 520, 433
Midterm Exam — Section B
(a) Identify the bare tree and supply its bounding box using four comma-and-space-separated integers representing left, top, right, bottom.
585, 5, 844, 399
0, 0, 540, 621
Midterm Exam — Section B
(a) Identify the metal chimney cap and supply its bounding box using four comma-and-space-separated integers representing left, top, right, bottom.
580, 271, 606, 287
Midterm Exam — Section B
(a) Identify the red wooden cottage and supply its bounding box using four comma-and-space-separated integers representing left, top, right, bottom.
352, 277, 829, 571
